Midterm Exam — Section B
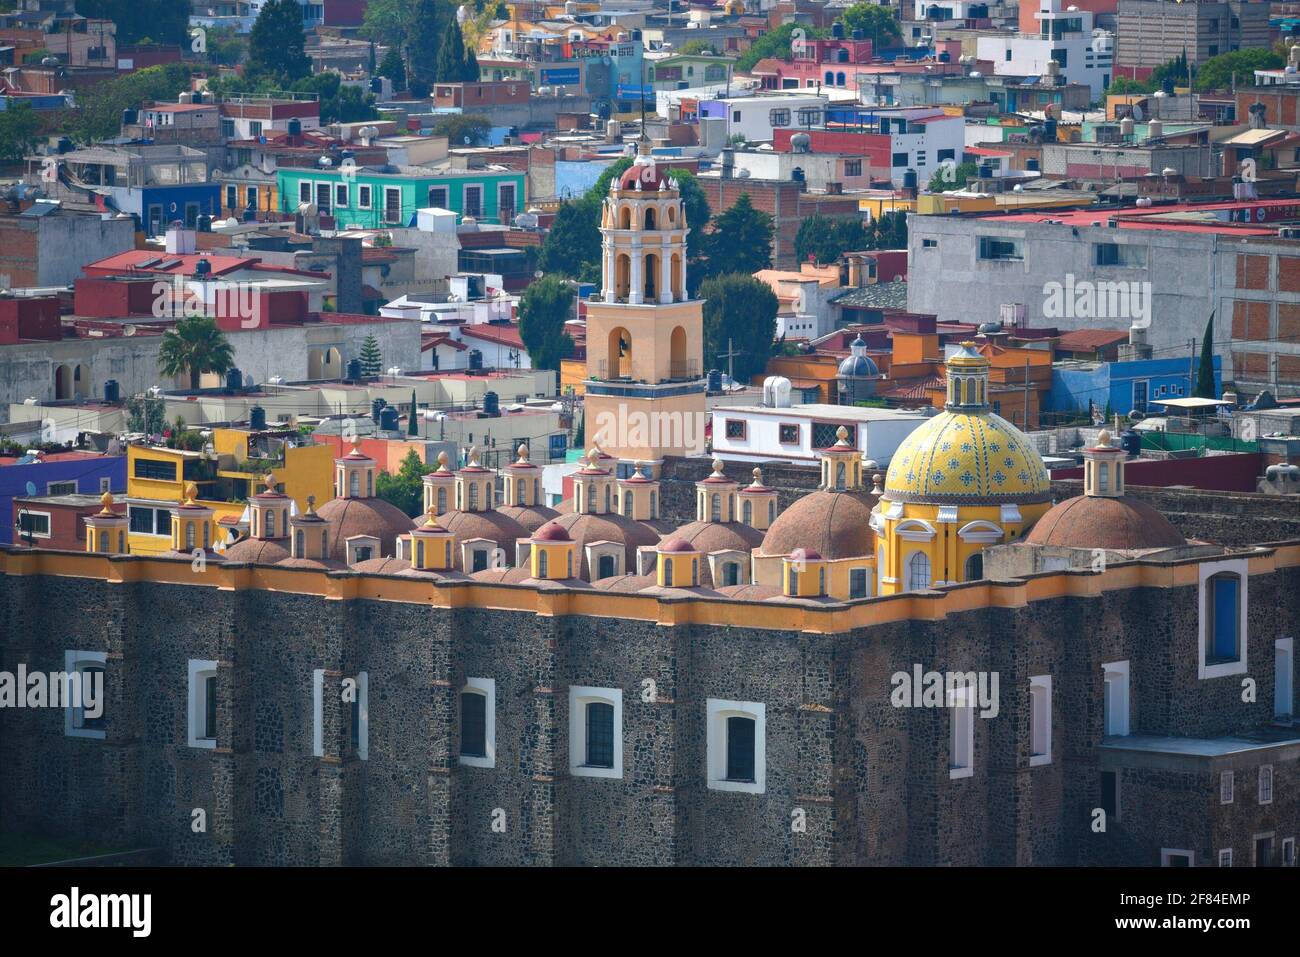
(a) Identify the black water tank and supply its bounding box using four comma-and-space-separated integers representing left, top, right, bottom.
250, 405, 267, 430
706, 369, 722, 393
1120, 429, 1142, 457
792, 167, 805, 183
227, 368, 243, 390
122, 108, 138, 125
1026, 158, 1040, 171
978, 163, 994, 179
57, 137, 73, 154
197, 214, 212, 232
288, 118, 302, 136
380, 406, 400, 432
483, 391, 499, 416
371, 398, 387, 423
347, 358, 362, 380
832, 22, 844, 39
1044, 118, 1057, 139
851, 28, 864, 40
903, 168, 918, 191
468, 349, 483, 371
104, 379, 120, 403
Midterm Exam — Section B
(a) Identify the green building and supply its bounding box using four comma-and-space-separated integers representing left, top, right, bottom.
277, 163, 527, 228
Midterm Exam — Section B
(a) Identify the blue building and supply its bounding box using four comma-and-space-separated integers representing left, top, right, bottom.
1050, 355, 1223, 417
51, 145, 220, 236
0, 451, 126, 546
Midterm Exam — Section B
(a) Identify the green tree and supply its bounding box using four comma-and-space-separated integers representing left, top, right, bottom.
0, 102, 42, 164
927, 160, 978, 192
537, 200, 600, 281
794, 214, 870, 264
1195, 312, 1217, 399
871, 210, 908, 249
71, 62, 193, 143
431, 112, 491, 146
700, 274, 778, 383
678, 39, 719, 56
290, 71, 379, 124
407, 0, 443, 87
359, 334, 383, 376
735, 22, 829, 72
375, 447, 434, 516
493, 2, 508, 18
702, 193, 773, 279
518, 276, 575, 372
838, 2, 902, 48
246, 0, 311, 86
407, 390, 420, 435
435, 14, 479, 82
1194, 48, 1283, 91
377, 44, 407, 88
126, 394, 166, 434
361, 0, 415, 48
157, 316, 235, 390
204, 26, 246, 67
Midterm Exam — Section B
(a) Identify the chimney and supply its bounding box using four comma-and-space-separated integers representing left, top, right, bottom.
847, 255, 862, 287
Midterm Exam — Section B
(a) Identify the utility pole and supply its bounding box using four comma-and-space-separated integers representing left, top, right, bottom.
1189, 336, 1196, 400
718, 337, 741, 382
1023, 353, 1031, 431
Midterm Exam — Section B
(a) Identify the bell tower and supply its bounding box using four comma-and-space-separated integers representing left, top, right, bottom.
583, 152, 706, 467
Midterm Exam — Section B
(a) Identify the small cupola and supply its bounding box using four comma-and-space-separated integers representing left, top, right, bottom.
819, 425, 863, 491
573, 448, 615, 515
336, 443, 377, 500
782, 548, 827, 598
656, 537, 699, 588
695, 457, 739, 523
454, 446, 494, 513
736, 467, 779, 530
409, 508, 455, 571
1083, 429, 1127, 498
84, 491, 128, 555
288, 495, 329, 560
422, 450, 456, 515
503, 443, 541, 507
616, 460, 659, 521
248, 473, 291, 540
944, 341, 991, 412
529, 520, 576, 580
171, 483, 215, 552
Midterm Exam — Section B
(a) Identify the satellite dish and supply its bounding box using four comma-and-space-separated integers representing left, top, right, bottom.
25, 481, 37, 496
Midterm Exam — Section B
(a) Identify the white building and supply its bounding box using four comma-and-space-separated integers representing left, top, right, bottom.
711, 378, 931, 465
976, 4, 1114, 98
701, 93, 829, 143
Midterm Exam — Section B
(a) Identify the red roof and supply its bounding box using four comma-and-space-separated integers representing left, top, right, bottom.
1056, 329, 1130, 352
84, 251, 255, 278
461, 323, 524, 348
421, 332, 468, 352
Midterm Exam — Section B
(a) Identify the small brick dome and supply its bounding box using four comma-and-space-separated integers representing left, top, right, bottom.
1024, 495, 1186, 550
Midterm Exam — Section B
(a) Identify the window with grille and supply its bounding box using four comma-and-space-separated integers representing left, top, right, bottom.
461, 691, 487, 757
725, 716, 756, 782
585, 702, 614, 768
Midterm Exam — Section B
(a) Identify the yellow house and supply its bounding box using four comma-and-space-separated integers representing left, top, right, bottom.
874, 343, 1052, 595
125, 429, 335, 555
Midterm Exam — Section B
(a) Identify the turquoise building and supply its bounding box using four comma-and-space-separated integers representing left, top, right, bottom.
277, 164, 526, 228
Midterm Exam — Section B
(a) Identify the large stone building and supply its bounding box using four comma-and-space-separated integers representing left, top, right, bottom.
2, 345, 1298, 865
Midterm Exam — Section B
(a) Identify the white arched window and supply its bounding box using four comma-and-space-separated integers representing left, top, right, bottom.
437, 488, 447, 514
538, 550, 548, 577
743, 500, 752, 525
349, 472, 360, 497
907, 552, 931, 592
711, 494, 721, 521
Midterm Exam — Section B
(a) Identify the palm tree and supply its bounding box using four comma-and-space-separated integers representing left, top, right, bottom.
158, 316, 235, 390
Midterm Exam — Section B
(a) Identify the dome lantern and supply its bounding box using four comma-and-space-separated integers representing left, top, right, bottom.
617, 460, 659, 521
1083, 429, 1128, 498
819, 425, 863, 492
944, 340, 991, 412
84, 491, 128, 555
422, 450, 456, 515
696, 457, 739, 522
736, 467, 778, 530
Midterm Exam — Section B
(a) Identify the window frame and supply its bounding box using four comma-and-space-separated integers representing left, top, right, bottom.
707, 698, 766, 794
948, 682, 975, 779
459, 677, 496, 768
1221, 769, 1234, 804
1198, 558, 1248, 680
64, 650, 107, 740
568, 685, 623, 779
1029, 675, 1052, 767
187, 658, 218, 749
1259, 764, 1273, 805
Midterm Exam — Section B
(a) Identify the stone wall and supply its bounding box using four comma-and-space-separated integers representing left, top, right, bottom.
3, 551, 1297, 867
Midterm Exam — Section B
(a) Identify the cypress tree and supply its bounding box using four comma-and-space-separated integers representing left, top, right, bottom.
1195, 312, 1217, 399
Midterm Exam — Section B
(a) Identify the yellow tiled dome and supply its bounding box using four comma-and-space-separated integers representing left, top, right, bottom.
884, 410, 1051, 504
883, 342, 1050, 504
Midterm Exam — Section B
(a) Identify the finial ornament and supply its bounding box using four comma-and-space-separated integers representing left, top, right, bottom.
264, 472, 276, 492
517, 443, 530, 462
99, 491, 116, 514
183, 482, 199, 504
306, 495, 316, 514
